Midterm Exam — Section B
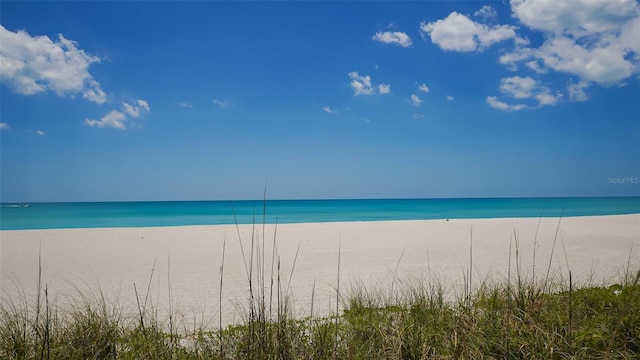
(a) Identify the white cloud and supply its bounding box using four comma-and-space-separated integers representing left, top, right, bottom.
179, 102, 193, 108
0, 25, 106, 104
510, 0, 639, 37
502, 76, 561, 106
348, 72, 390, 96
122, 99, 150, 118
418, 83, 430, 93
409, 94, 423, 107
36, 130, 45, 136
82, 80, 107, 104
446, 95, 454, 101
420, 12, 518, 52
486, 96, 528, 111
498, 47, 532, 66
420, 0, 639, 107
487, 96, 509, 110
213, 99, 231, 108
499, 76, 538, 99
378, 83, 391, 94
535, 92, 560, 106
525, 60, 546, 73
85, 100, 150, 130
567, 81, 589, 102
322, 106, 337, 114
85, 110, 127, 129
620, 16, 640, 54
421, 13, 478, 52
372, 31, 413, 47
501, 36, 636, 86
489, 76, 561, 109
0, 122, 9, 130
349, 72, 374, 95
502, 0, 640, 88
537, 37, 634, 85
474, 5, 497, 21
413, 113, 425, 120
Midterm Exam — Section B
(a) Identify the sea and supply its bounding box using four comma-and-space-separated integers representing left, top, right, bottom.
1, 197, 639, 230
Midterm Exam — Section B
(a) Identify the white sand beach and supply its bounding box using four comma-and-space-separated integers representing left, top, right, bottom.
2, 215, 639, 328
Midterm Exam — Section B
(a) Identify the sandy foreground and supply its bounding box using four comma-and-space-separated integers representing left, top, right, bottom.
2, 215, 639, 328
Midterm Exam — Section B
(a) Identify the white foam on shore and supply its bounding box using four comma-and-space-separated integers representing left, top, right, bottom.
2, 215, 639, 328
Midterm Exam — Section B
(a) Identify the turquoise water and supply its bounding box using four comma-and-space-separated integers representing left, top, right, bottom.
1, 197, 639, 230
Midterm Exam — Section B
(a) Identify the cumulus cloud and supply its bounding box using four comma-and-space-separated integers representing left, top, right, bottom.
446, 95, 454, 101
487, 76, 561, 110
501, 0, 640, 93
536, 37, 633, 85
372, 31, 413, 47
85, 99, 150, 129
0, 122, 9, 130
322, 106, 336, 114
348, 72, 390, 96
420, 12, 518, 52
0, 25, 106, 104
620, 15, 640, 54
499, 76, 538, 99
498, 48, 532, 66
349, 72, 374, 95
408, 94, 423, 107
501, 34, 636, 86
418, 83, 430, 93
85, 110, 127, 129
378, 83, 391, 94
510, 0, 639, 37
535, 92, 560, 106
36, 130, 45, 136
420, 0, 639, 106
502, 76, 560, 106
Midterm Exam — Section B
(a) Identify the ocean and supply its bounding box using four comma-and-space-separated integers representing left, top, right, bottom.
1, 197, 639, 230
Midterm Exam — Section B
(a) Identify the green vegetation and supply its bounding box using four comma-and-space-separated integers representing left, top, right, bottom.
1, 267, 639, 359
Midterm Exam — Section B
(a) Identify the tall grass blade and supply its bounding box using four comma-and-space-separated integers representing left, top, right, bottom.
544, 209, 564, 291
334, 237, 341, 360
391, 248, 406, 301
231, 202, 250, 283
219, 234, 227, 357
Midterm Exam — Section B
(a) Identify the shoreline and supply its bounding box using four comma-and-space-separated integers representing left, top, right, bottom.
2, 214, 639, 327
3, 211, 640, 232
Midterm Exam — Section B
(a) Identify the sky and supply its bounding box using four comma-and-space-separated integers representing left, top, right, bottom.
1, 0, 639, 202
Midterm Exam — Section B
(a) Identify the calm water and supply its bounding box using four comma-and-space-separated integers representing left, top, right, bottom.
1, 197, 639, 230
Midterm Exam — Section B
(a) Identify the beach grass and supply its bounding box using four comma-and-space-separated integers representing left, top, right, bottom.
1, 270, 639, 359
2, 241, 639, 359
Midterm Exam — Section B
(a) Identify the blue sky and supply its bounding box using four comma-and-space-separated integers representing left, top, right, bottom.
1, 1, 639, 202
